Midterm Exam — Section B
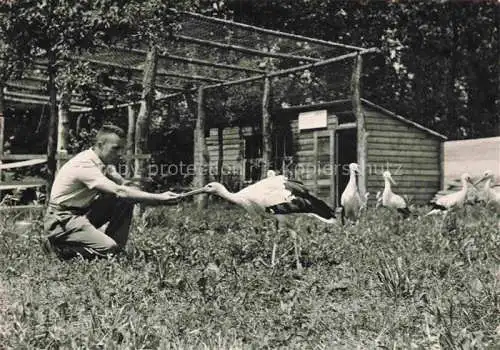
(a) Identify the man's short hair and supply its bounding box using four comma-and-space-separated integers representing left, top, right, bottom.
96, 124, 126, 141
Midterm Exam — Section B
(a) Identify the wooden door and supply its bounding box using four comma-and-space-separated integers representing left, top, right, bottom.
312, 129, 336, 205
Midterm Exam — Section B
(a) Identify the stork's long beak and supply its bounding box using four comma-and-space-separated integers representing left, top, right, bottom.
473, 176, 486, 187
180, 187, 206, 197
468, 179, 479, 190
389, 176, 397, 185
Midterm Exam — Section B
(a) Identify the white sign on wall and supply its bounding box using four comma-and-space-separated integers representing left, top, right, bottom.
298, 109, 328, 131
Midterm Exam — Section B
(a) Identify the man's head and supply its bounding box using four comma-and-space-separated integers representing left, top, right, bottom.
94, 124, 125, 164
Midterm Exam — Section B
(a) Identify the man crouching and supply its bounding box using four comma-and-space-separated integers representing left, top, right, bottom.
43, 124, 179, 260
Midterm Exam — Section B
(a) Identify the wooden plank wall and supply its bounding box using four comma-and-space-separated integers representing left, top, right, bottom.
289, 115, 338, 202
364, 109, 442, 204
204, 103, 443, 206
206, 126, 252, 182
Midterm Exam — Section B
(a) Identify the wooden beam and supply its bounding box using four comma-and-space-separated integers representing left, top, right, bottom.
110, 45, 266, 74
126, 105, 137, 178
336, 122, 357, 130
109, 76, 189, 92
329, 128, 335, 205
4, 90, 88, 107
83, 58, 224, 83
0, 110, 4, 181
313, 131, 318, 195
0, 158, 47, 170
46, 51, 57, 193
261, 76, 271, 178
180, 11, 367, 52
439, 142, 445, 191
18, 70, 188, 94
204, 49, 377, 90
1, 154, 47, 161
4, 96, 87, 112
217, 126, 223, 182
74, 92, 185, 113
0, 180, 47, 191
351, 54, 366, 197
56, 88, 71, 171
0, 204, 45, 211
279, 99, 352, 112
18, 75, 48, 83
174, 34, 320, 62
267, 50, 377, 78
134, 46, 158, 183
5, 82, 45, 92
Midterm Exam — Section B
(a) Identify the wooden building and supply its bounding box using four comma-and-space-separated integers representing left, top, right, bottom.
205, 98, 447, 206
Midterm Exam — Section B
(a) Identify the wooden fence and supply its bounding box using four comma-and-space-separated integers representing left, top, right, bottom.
0, 153, 152, 211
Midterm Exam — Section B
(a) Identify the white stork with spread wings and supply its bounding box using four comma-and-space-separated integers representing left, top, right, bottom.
186, 174, 337, 269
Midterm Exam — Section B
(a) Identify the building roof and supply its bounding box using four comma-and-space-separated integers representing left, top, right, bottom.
361, 99, 447, 140
278, 98, 447, 140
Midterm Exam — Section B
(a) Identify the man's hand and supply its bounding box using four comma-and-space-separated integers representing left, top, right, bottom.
159, 191, 181, 203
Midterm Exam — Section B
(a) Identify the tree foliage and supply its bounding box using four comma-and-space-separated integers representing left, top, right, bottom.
223, 0, 499, 139
1, 0, 497, 180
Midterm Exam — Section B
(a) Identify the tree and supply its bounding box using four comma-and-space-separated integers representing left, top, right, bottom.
0, 3, 34, 143
224, 0, 499, 139
9, 0, 130, 185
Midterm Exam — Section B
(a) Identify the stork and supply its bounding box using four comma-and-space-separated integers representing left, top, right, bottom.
381, 171, 412, 218
425, 173, 475, 216
185, 175, 337, 269
474, 170, 500, 212
340, 163, 364, 223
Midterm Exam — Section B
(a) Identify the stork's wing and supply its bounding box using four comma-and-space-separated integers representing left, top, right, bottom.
237, 175, 334, 218
266, 178, 335, 218
391, 193, 408, 209
236, 175, 297, 208
435, 190, 465, 208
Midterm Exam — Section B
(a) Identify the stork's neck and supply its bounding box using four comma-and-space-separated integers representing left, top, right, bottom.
347, 169, 358, 190
461, 179, 470, 192
215, 186, 246, 206
484, 178, 492, 190
383, 177, 392, 194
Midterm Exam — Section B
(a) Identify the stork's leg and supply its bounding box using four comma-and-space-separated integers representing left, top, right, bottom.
271, 240, 278, 268
290, 229, 302, 270
271, 218, 281, 268
439, 210, 449, 232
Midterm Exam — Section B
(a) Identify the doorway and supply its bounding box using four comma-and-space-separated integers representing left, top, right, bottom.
336, 128, 357, 207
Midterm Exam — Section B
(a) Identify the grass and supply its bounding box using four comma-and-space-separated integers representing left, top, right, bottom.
0, 202, 498, 349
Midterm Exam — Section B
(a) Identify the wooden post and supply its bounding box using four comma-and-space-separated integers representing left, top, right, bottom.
351, 54, 366, 197
134, 45, 158, 184
217, 126, 223, 182
261, 76, 271, 178
193, 86, 209, 208
126, 105, 138, 179
56, 88, 71, 171
313, 131, 318, 195
0, 84, 4, 181
46, 49, 58, 193
329, 128, 335, 206
439, 141, 445, 191
0, 111, 4, 182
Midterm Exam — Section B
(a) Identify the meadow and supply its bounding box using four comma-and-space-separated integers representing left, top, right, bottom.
0, 202, 498, 349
